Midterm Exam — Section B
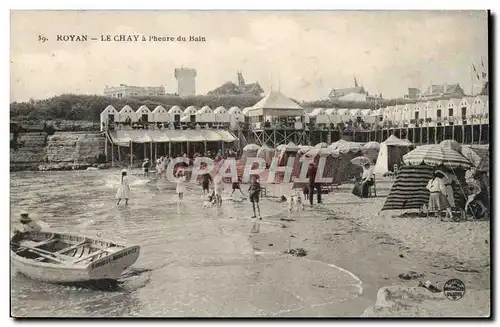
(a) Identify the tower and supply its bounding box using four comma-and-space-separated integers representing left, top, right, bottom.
174, 68, 197, 97
237, 70, 246, 87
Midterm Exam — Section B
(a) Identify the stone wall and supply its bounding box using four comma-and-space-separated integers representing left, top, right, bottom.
10, 132, 48, 171
10, 132, 106, 171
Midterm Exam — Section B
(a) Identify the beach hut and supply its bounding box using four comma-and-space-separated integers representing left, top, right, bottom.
274, 142, 301, 179
424, 101, 437, 126
309, 108, 330, 125
100, 105, 119, 131
196, 106, 215, 123
228, 106, 244, 127
325, 108, 340, 124
383, 105, 395, 123
349, 109, 362, 123
213, 106, 230, 123
182, 106, 198, 123
118, 105, 138, 123
327, 140, 363, 182
361, 109, 374, 124
136, 105, 153, 124
337, 109, 352, 123
168, 105, 183, 123
256, 144, 276, 167
362, 141, 381, 163
373, 135, 415, 176
152, 105, 170, 123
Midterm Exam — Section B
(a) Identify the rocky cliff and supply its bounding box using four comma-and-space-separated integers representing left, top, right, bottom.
10, 132, 48, 171
10, 132, 106, 171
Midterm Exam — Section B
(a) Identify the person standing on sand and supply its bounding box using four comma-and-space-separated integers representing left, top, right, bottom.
142, 159, 150, 178
248, 176, 261, 219
201, 172, 213, 195
176, 170, 186, 201
116, 169, 130, 205
426, 171, 452, 220
307, 162, 321, 205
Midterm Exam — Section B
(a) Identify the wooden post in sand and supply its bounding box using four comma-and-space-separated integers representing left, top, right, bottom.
130, 141, 133, 169
104, 135, 108, 161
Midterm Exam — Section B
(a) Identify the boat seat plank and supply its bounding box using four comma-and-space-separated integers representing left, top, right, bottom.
73, 249, 109, 264
34, 238, 59, 248
55, 240, 87, 254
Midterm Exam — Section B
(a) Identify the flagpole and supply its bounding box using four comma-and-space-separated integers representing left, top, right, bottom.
470, 64, 474, 96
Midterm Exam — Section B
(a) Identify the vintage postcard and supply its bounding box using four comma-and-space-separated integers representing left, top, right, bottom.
10, 10, 490, 318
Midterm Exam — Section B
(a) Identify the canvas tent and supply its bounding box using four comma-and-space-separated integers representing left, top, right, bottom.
246, 91, 304, 117
373, 135, 414, 175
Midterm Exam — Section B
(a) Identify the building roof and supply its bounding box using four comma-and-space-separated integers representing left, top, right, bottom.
250, 91, 303, 111
420, 84, 464, 97
329, 86, 367, 98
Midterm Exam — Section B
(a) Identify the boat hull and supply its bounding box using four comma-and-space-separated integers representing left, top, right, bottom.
11, 246, 140, 283
11, 231, 140, 284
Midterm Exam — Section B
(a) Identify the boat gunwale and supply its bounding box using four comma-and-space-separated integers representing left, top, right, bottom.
11, 245, 141, 269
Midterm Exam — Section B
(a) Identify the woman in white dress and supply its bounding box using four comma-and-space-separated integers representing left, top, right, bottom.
176, 170, 186, 201
116, 169, 130, 205
426, 170, 452, 219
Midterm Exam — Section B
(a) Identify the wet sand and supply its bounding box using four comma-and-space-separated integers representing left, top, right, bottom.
252, 180, 490, 317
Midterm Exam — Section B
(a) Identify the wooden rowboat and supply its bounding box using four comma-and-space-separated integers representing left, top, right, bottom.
11, 231, 140, 284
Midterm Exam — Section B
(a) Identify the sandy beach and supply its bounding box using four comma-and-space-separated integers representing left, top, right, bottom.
250, 179, 490, 317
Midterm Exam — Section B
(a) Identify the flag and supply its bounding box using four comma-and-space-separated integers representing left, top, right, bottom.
354, 76, 358, 87
481, 59, 485, 69
482, 72, 487, 79
476, 73, 480, 80
472, 63, 477, 73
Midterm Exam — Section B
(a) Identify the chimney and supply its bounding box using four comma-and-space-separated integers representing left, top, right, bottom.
444, 83, 447, 94
430, 85, 433, 94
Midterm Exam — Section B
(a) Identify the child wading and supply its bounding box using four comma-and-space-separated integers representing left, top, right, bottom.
248, 176, 261, 219
116, 169, 130, 205
176, 170, 186, 201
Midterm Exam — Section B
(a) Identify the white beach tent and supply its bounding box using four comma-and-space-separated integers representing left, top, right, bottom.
196, 106, 215, 123
136, 105, 153, 121
213, 106, 230, 123
118, 105, 138, 123
100, 105, 119, 131
373, 135, 415, 175
152, 105, 170, 123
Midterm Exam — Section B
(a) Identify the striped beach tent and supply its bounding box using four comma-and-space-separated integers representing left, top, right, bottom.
381, 165, 434, 211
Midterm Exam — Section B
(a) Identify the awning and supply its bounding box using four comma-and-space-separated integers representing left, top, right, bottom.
216, 130, 237, 142
164, 130, 187, 143
148, 130, 170, 142
128, 130, 152, 143
183, 129, 206, 142
200, 129, 223, 142
109, 130, 132, 146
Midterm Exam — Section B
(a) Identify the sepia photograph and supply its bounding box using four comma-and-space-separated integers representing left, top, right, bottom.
9, 9, 490, 318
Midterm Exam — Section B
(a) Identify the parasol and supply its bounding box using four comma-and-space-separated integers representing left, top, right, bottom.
363, 141, 381, 150
403, 144, 473, 169
243, 143, 261, 152
302, 148, 337, 160
440, 139, 462, 152
350, 156, 372, 166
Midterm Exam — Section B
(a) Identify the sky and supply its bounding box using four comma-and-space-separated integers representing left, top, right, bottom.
10, 10, 488, 102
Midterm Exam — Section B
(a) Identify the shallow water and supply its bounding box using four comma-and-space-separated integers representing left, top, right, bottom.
11, 170, 363, 317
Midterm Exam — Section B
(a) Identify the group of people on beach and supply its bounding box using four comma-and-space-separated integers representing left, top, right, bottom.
115, 161, 263, 219
426, 167, 489, 221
